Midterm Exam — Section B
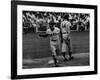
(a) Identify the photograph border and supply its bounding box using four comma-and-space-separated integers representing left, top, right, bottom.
11, 0, 98, 79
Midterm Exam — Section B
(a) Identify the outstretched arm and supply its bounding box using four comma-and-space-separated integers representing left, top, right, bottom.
39, 33, 49, 37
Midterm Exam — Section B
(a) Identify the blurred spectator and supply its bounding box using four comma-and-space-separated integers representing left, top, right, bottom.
22, 11, 90, 33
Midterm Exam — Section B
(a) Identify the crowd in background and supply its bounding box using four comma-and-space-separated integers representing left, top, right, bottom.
22, 11, 90, 33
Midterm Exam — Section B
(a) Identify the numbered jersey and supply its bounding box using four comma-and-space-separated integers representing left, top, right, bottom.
60, 20, 71, 39
60, 20, 71, 34
46, 27, 60, 41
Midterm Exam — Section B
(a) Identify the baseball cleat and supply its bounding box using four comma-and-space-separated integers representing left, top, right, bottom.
55, 64, 60, 67
69, 56, 74, 60
63, 58, 68, 61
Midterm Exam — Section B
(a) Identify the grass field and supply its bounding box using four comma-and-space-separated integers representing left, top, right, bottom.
23, 31, 89, 59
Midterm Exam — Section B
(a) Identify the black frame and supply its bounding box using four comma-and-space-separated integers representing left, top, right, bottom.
11, 0, 98, 79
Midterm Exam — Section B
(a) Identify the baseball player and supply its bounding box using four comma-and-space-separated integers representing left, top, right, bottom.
39, 21, 61, 67
60, 14, 74, 60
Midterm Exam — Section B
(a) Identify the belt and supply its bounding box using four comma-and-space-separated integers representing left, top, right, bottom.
62, 32, 67, 34
51, 40, 57, 41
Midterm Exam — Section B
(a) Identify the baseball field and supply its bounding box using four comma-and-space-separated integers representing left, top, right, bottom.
23, 31, 89, 68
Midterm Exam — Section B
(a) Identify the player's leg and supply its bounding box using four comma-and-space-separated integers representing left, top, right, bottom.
56, 40, 61, 55
61, 40, 68, 61
52, 54, 58, 67
62, 52, 68, 61
50, 44, 59, 67
66, 37, 74, 60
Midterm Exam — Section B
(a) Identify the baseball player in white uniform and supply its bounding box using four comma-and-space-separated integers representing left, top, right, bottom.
60, 14, 74, 60
39, 22, 61, 67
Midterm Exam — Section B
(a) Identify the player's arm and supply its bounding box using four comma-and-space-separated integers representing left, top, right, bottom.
39, 28, 50, 37
39, 33, 49, 37
66, 22, 71, 40
67, 22, 71, 34
60, 28, 63, 41
60, 23, 63, 43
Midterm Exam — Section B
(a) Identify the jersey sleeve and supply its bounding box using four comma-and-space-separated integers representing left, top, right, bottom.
67, 22, 71, 33
46, 29, 50, 34
68, 22, 71, 27
56, 27, 60, 34
65, 22, 71, 34
60, 22, 63, 29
